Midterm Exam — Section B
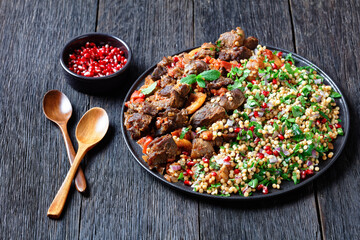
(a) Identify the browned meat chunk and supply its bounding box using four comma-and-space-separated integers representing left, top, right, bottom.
218, 46, 252, 62
159, 76, 176, 88
171, 84, 191, 108
184, 60, 209, 75
244, 36, 259, 50
218, 89, 246, 111
207, 76, 234, 90
190, 103, 227, 128
159, 85, 173, 97
141, 101, 159, 116
195, 42, 217, 59
159, 84, 191, 108
222, 132, 237, 142
155, 108, 188, 135
217, 27, 245, 48
151, 57, 172, 80
191, 138, 214, 159
147, 134, 177, 169
124, 113, 152, 139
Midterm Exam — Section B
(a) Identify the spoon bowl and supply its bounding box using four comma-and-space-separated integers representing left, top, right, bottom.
43, 90, 72, 124
76, 108, 109, 145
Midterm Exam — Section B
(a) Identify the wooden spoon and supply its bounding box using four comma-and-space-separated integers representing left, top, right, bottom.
43, 90, 87, 192
47, 107, 109, 219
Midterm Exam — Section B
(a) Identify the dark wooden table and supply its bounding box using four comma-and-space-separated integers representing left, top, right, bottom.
1, 0, 359, 239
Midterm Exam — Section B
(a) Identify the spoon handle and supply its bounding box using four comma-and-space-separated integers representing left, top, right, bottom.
47, 144, 88, 219
60, 124, 87, 192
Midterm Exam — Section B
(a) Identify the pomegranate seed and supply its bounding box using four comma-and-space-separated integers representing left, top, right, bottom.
335, 123, 342, 128
254, 137, 260, 144
301, 170, 307, 179
234, 127, 241, 133
264, 146, 271, 151
316, 120, 321, 125
329, 125, 333, 129
223, 156, 231, 162
187, 161, 195, 167
202, 157, 209, 163
271, 63, 277, 69
211, 172, 217, 176
234, 169, 240, 174
288, 61, 293, 65
272, 79, 277, 84
266, 150, 273, 155
251, 80, 257, 85
277, 51, 283, 57
273, 150, 279, 156
306, 169, 314, 175
186, 169, 193, 175
184, 180, 191, 186
278, 134, 284, 140
253, 111, 259, 118
261, 102, 268, 108
322, 118, 327, 123
297, 93, 301, 97
249, 126, 255, 131
257, 184, 264, 191
274, 117, 278, 120
257, 153, 264, 159
183, 171, 188, 176
173, 56, 179, 62
262, 186, 269, 194
262, 91, 269, 97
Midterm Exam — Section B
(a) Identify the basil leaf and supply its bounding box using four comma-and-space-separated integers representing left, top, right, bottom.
319, 110, 330, 122
199, 70, 221, 81
292, 171, 299, 184
209, 161, 220, 170
141, 82, 157, 95
178, 172, 184, 181
209, 182, 221, 189
196, 77, 206, 88
247, 99, 260, 107
180, 127, 189, 139
330, 90, 342, 98
273, 122, 279, 132
337, 128, 344, 136
302, 85, 312, 95
285, 63, 294, 75
180, 74, 197, 85
248, 179, 258, 188
298, 95, 306, 106
285, 53, 295, 65
292, 106, 304, 117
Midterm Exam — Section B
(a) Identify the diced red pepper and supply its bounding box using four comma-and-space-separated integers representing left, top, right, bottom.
142, 136, 153, 154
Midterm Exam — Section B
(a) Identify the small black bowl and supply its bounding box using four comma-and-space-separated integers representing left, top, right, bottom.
60, 33, 132, 95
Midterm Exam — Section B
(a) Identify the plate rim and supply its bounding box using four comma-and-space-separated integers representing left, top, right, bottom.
121, 45, 350, 201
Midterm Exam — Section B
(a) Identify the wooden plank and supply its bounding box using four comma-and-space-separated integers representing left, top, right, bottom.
290, 0, 360, 239
78, 0, 200, 239
194, 1, 321, 239
0, 0, 97, 238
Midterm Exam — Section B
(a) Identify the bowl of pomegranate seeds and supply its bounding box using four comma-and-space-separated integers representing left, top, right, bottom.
60, 33, 132, 94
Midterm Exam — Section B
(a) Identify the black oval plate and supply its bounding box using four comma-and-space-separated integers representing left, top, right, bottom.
121, 46, 350, 201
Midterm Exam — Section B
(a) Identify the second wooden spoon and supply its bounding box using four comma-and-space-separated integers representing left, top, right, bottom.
43, 90, 87, 192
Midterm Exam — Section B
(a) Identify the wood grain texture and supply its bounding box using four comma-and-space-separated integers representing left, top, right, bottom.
291, 0, 360, 239
195, 1, 321, 239
0, 0, 97, 238
78, 0, 200, 239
